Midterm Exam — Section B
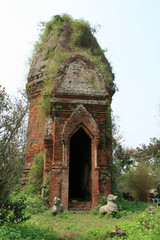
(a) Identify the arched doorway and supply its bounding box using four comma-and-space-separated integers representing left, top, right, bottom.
69, 128, 91, 201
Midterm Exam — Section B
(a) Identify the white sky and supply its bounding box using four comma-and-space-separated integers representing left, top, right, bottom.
0, 0, 160, 148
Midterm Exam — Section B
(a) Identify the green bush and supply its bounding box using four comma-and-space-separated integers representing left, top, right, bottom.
136, 209, 160, 232
10, 190, 47, 215
25, 152, 44, 195
0, 222, 58, 240
91, 192, 107, 215
112, 200, 153, 219
0, 197, 29, 226
71, 20, 93, 47
124, 163, 156, 202
5, 152, 47, 217
118, 199, 151, 212
25, 195, 46, 215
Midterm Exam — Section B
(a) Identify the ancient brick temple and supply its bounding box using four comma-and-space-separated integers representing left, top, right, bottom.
23, 16, 115, 210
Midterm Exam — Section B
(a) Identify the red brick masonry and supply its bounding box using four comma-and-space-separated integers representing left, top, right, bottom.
23, 55, 113, 210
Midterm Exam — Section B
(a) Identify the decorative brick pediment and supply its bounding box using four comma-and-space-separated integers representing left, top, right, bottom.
54, 55, 108, 98
62, 104, 99, 141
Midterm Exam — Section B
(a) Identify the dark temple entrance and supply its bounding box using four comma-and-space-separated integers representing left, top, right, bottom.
69, 128, 91, 202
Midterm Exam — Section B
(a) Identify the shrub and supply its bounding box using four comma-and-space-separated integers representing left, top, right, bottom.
10, 188, 47, 215
0, 222, 58, 240
25, 152, 44, 195
118, 199, 150, 212
25, 195, 46, 214
98, 192, 108, 206
125, 163, 156, 202
0, 197, 29, 226
71, 20, 93, 47
91, 192, 107, 215
0, 86, 28, 204
136, 210, 160, 232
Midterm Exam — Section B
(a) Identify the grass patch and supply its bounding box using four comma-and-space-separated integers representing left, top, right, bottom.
1, 200, 159, 239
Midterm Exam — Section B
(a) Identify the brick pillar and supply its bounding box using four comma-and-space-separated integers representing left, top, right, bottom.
91, 139, 99, 208
92, 168, 100, 208
49, 167, 62, 206
43, 136, 53, 183
61, 167, 69, 210
61, 139, 69, 209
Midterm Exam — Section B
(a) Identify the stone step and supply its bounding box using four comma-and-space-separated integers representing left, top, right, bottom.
68, 201, 92, 211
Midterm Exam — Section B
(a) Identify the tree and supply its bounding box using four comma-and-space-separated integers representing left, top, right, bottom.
0, 86, 29, 203
123, 163, 156, 202
109, 113, 134, 194
133, 138, 160, 196
109, 112, 160, 200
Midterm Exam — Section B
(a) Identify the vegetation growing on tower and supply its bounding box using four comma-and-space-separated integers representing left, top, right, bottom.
27, 14, 115, 118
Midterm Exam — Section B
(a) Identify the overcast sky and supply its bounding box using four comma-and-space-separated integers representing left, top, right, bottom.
0, 0, 159, 148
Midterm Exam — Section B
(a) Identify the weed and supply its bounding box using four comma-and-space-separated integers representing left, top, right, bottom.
39, 64, 46, 72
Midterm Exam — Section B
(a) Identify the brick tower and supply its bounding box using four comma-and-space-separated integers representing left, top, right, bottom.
23, 15, 115, 210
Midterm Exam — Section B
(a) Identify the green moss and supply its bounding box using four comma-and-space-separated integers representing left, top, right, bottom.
72, 48, 115, 89
43, 46, 56, 60
38, 92, 51, 119
83, 71, 98, 88
39, 64, 46, 71
47, 49, 70, 79
73, 104, 84, 115
38, 49, 70, 118
33, 14, 72, 56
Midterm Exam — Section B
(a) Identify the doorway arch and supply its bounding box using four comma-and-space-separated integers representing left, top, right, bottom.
61, 105, 100, 209
69, 128, 91, 201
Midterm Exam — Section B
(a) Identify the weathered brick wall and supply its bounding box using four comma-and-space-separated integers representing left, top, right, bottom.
22, 87, 45, 187
24, 55, 113, 209
46, 97, 112, 207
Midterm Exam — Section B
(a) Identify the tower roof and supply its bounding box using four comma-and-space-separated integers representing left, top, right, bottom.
28, 14, 115, 92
